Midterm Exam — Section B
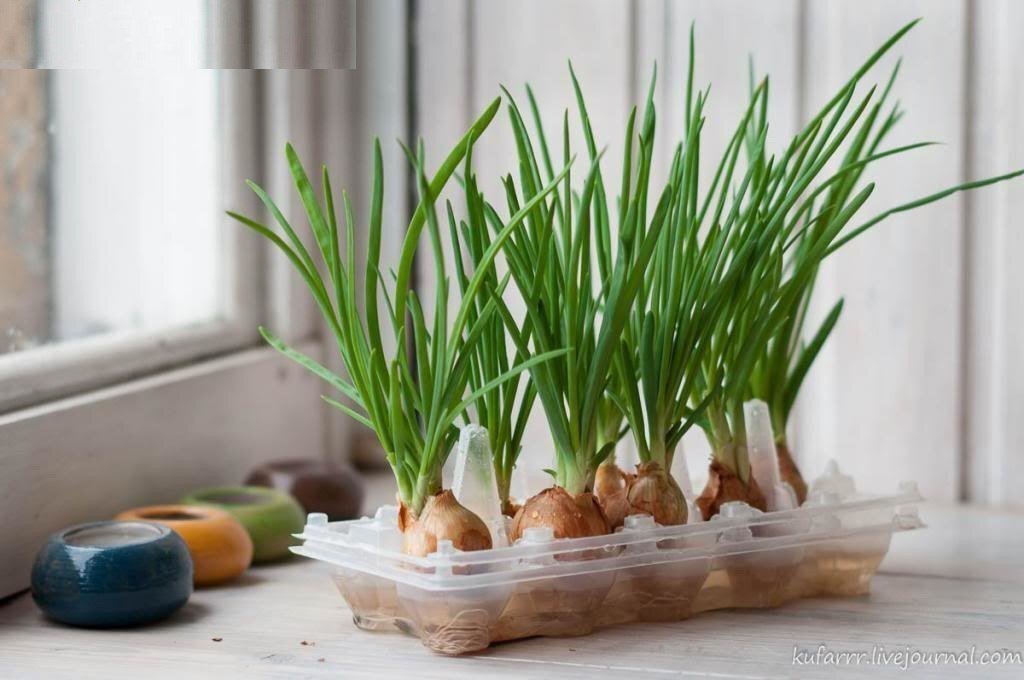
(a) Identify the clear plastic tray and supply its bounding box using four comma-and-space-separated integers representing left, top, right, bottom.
293, 477, 925, 655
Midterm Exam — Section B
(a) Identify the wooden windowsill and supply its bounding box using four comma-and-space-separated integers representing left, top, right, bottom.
2, 500, 1022, 679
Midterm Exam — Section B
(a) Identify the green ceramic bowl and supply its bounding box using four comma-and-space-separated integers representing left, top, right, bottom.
181, 486, 305, 563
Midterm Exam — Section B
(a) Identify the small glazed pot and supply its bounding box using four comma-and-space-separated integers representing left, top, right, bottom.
245, 458, 365, 521
181, 486, 305, 563
115, 505, 253, 586
31, 520, 192, 628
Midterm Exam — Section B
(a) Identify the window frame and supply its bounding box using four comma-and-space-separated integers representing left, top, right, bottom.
0, 2, 269, 415
0, 0, 370, 597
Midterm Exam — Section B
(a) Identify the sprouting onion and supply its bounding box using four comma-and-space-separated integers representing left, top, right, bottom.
449, 144, 538, 516
682, 19, 1024, 517
745, 59, 902, 503
607, 42, 762, 526
592, 387, 632, 529
485, 67, 674, 539
228, 99, 569, 554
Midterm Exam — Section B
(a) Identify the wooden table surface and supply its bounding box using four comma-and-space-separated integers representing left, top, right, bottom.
2, 502, 1022, 679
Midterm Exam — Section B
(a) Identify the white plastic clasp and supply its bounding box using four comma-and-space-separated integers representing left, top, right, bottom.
712, 502, 759, 542
623, 514, 657, 531
428, 539, 456, 577
894, 503, 921, 530
520, 527, 555, 544
515, 527, 556, 566
808, 459, 857, 500
621, 513, 658, 554
375, 505, 399, 526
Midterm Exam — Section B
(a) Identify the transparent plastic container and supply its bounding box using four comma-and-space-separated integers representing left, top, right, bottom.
293, 468, 925, 655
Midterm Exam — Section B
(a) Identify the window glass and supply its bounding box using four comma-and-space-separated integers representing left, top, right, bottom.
1, 0, 223, 355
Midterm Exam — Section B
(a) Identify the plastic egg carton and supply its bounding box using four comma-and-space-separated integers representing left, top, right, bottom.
292, 468, 925, 655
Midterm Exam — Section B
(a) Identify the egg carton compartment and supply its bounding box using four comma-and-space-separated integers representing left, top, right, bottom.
293, 471, 924, 655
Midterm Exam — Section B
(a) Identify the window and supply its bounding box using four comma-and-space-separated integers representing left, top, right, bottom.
46, 67, 223, 347
0, 0, 363, 597
0, 0, 262, 412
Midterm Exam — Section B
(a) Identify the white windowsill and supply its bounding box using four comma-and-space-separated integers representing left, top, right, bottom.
0, 343, 326, 597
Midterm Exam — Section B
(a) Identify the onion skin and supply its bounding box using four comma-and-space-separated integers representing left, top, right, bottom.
776, 442, 808, 504
625, 462, 688, 525
595, 461, 629, 498
575, 492, 612, 536
696, 460, 768, 519
509, 486, 611, 541
399, 489, 493, 556
502, 499, 522, 519
600, 493, 630, 530
594, 462, 632, 530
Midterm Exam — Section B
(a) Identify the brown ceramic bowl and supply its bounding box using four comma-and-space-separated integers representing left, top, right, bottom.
245, 458, 365, 521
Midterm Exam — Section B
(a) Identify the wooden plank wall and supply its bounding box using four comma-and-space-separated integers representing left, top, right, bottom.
965, 0, 1024, 506
412, 0, 1023, 506
794, 1, 968, 502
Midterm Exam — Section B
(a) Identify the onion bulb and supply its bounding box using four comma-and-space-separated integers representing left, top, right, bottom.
594, 462, 632, 530
502, 498, 522, 518
510, 486, 611, 541
398, 489, 493, 556
574, 492, 610, 536
776, 442, 808, 504
624, 462, 688, 525
695, 460, 767, 519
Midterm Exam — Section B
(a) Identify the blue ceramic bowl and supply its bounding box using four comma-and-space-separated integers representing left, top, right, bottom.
31, 520, 193, 628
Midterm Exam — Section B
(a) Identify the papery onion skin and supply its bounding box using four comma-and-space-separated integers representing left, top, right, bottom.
595, 461, 628, 498
595, 462, 632, 530
509, 486, 611, 542
625, 462, 688, 525
575, 492, 612, 536
696, 460, 768, 519
502, 498, 522, 519
399, 489, 493, 557
776, 442, 808, 505
600, 492, 630, 530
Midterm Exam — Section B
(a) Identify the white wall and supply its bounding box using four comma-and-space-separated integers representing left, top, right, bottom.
794, 1, 968, 503
964, 0, 1024, 506
414, 0, 1024, 506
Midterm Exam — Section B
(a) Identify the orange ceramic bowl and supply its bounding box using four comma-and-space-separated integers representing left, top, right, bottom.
115, 505, 253, 587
